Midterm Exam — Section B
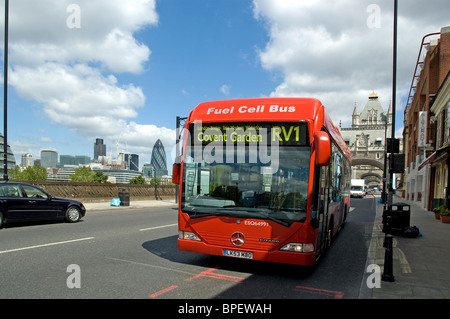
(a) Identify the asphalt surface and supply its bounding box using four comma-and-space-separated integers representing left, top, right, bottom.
2, 193, 448, 303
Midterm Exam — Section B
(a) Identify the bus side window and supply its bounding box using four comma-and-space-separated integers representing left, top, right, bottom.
331, 145, 342, 202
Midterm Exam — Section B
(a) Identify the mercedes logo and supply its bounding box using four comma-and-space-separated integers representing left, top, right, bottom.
230, 232, 245, 246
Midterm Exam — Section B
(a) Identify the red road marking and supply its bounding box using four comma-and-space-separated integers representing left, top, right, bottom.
294, 285, 344, 299
185, 267, 244, 283
149, 268, 244, 298
149, 285, 178, 298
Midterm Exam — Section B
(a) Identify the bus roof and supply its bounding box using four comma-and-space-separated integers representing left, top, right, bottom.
188, 97, 322, 123
186, 97, 351, 162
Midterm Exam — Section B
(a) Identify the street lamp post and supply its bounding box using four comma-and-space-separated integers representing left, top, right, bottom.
388, 0, 398, 206
382, 0, 398, 283
382, 115, 388, 204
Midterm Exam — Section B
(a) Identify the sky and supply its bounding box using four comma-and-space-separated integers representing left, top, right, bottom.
0, 0, 449, 172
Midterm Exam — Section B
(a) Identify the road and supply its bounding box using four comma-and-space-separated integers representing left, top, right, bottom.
0, 195, 378, 304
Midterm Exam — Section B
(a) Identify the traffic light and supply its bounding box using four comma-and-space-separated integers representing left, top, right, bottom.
387, 138, 400, 154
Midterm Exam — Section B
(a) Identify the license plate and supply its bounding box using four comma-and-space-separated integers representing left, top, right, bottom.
223, 249, 253, 259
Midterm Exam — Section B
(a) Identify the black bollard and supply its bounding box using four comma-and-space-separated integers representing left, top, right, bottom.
382, 234, 395, 282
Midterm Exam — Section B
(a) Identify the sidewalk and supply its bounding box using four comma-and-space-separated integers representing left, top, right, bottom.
368, 194, 450, 299
83, 199, 177, 211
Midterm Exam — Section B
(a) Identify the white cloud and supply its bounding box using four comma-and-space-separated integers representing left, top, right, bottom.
10, 63, 145, 122
252, 0, 450, 128
2, 0, 175, 163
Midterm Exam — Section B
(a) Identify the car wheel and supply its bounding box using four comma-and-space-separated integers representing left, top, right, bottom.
0, 212, 4, 228
65, 206, 81, 223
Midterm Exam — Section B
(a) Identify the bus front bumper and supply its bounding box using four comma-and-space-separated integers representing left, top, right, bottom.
178, 239, 316, 267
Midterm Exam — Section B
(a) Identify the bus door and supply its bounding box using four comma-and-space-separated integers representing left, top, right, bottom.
316, 165, 330, 256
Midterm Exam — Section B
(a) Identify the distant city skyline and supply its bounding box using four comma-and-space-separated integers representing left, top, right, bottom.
10, 137, 167, 174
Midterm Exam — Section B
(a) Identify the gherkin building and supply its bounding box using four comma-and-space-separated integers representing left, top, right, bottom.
0, 133, 16, 179
150, 139, 168, 178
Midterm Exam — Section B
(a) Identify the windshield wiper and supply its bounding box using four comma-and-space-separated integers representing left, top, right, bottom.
252, 211, 291, 227
186, 211, 236, 219
184, 205, 291, 227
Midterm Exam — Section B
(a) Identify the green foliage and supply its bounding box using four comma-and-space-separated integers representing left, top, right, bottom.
129, 175, 147, 184
92, 171, 108, 183
150, 178, 161, 185
70, 167, 109, 183
70, 166, 94, 182
8, 165, 47, 181
440, 207, 450, 216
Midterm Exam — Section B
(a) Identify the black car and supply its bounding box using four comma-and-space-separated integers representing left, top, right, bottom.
0, 182, 86, 228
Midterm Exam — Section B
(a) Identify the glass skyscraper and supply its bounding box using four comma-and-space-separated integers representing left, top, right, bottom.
125, 153, 139, 171
150, 139, 168, 177
41, 148, 58, 168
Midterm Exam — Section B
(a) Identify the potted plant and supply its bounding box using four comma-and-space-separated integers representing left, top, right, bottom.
433, 206, 442, 220
440, 207, 450, 224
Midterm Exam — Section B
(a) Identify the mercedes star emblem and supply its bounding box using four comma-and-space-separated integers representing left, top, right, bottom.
230, 232, 245, 246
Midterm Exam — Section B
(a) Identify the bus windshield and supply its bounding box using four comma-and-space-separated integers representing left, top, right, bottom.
181, 122, 310, 226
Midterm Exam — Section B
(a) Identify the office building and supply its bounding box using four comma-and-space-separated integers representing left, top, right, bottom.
150, 139, 168, 178
125, 153, 139, 171
94, 138, 106, 160
41, 148, 58, 168
142, 163, 155, 178
21, 153, 33, 167
60, 155, 91, 166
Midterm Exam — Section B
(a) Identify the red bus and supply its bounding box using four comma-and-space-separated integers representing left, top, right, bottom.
172, 98, 351, 266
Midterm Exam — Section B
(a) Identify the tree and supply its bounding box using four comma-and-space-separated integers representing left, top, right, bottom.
8, 166, 21, 180
8, 165, 47, 181
129, 175, 146, 184
22, 165, 47, 181
150, 178, 161, 185
70, 166, 94, 182
92, 171, 108, 183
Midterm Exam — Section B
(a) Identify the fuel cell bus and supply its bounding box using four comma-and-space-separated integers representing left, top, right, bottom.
172, 98, 351, 266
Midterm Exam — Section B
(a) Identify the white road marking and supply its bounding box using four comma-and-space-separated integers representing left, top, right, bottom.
0, 237, 95, 254
139, 223, 178, 232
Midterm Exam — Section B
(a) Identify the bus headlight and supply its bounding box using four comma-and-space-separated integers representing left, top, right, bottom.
179, 231, 201, 241
280, 243, 314, 253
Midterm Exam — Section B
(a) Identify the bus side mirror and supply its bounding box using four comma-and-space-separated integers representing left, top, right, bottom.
172, 155, 182, 185
172, 163, 181, 185
314, 131, 330, 166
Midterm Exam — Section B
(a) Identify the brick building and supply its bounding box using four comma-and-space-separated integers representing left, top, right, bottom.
404, 25, 450, 210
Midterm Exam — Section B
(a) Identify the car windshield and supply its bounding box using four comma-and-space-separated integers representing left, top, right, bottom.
180, 122, 310, 226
